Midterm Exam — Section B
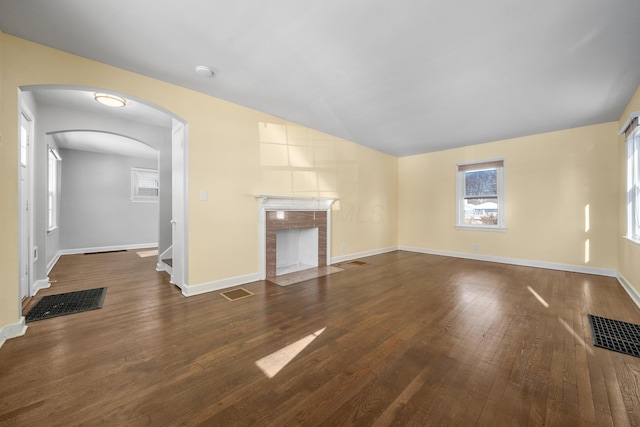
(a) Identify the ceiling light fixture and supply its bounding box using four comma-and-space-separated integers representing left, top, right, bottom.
94, 93, 127, 107
195, 65, 215, 78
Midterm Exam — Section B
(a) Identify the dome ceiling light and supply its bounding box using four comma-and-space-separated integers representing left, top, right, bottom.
195, 65, 215, 77
94, 92, 127, 107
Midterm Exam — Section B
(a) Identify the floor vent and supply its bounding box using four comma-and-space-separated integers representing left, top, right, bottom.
220, 288, 254, 301
588, 314, 640, 358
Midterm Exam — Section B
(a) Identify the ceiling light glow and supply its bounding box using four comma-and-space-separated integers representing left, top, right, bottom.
94, 93, 127, 107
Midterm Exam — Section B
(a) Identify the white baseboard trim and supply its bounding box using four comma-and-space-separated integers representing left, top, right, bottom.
331, 246, 399, 265
182, 272, 260, 297
0, 317, 27, 350
47, 243, 159, 276
32, 278, 51, 296
47, 252, 61, 275
58, 243, 158, 257
399, 246, 618, 277
617, 273, 640, 310
156, 262, 172, 274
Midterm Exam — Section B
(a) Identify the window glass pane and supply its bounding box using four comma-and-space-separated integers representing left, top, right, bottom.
635, 138, 640, 238
48, 149, 58, 229
132, 169, 159, 201
464, 197, 498, 225
635, 186, 640, 238
20, 126, 28, 166
465, 169, 497, 198
457, 160, 504, 229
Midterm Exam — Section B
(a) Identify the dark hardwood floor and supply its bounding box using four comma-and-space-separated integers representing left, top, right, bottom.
2, 250, 640, 426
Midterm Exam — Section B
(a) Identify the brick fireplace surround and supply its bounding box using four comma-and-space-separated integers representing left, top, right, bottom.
265, 210, 327, 280
256, 195, 337, 281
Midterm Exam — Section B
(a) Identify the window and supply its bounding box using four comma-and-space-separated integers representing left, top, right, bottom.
48, 148, 61, 231
628, 128, 640, 243
456, 159, 505, 230
132, 168, 159, 202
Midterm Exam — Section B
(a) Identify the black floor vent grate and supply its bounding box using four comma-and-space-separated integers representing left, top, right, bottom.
588, 314, 640, 358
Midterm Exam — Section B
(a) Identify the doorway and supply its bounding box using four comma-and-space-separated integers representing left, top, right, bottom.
17, 86, 189, 302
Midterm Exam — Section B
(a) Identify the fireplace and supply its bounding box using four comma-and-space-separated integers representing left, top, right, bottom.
276, 227, 319, 275
256, 195, 337, 281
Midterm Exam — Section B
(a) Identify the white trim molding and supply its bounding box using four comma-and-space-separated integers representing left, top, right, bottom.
619, 110, 640, 135
255, 194, 337, 211
182, 273, 260, 297
47, 252, 61, 275
399, 246, 617, 277
57, 243, 158, 257
156, 262, 172, 274
617, 273, 640, 310
47, 243, 159, 276
0, 317, 27, 349
32, 278, 51, 295
331, 246, 398, 265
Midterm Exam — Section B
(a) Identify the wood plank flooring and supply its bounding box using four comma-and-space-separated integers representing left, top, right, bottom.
2, 250, 640, 426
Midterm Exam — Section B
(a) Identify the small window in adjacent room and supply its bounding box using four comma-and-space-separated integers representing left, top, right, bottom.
131, 168, 159, 202
627, 127, 640, 243
47, 147, 61, 231
456, 159, 505, 230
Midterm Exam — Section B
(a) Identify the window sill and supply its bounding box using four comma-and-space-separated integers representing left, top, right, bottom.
623, 235, 640, 249
131, 199, 159, 203
455, 225, 507, 232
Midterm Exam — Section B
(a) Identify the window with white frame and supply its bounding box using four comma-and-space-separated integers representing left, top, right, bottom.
131, 168, 159, 202
627, 127, 640, 243
48, 147, 61, 231
456, 159, 505, 230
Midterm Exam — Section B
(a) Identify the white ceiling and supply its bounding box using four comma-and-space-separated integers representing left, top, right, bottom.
52, 130, 158, 160
2, 0, 640, 157
31, 89, 167, 158
33, 89, 173, 129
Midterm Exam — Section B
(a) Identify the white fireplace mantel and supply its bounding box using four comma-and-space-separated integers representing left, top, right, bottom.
255, 194, 337, 211
256, 195, 338, 280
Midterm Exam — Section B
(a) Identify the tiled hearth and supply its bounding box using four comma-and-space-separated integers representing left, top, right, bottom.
266, 210, 327, 280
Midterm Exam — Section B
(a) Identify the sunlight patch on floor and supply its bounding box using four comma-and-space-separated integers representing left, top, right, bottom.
256, 328, 326, 378
136, 249, 158, 258
526, 285, 549, 308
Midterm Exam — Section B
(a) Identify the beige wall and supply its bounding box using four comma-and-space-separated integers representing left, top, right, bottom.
0, 34, 398, 328
618, 85, 640, 295
0, 31, 13, 328
399, 122, 619, 271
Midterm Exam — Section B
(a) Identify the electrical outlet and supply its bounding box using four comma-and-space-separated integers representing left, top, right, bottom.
341, 244, 347, 252
473, 243, 479, 251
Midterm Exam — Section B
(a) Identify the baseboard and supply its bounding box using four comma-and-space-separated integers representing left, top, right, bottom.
32, 278, 51, 296
617, 273, 640, 310
331, 246, 399, 265
399, 246, 618, 277
46, 243, 158, 274
156, 262, 172, 274
0, 317, 27, 350
47, 252, 61, 275
182, 272, 260, 297
58, 243, 158, 257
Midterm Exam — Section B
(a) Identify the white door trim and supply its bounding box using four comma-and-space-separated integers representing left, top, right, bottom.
171, 119, 188, 290
18, 101, 35, 306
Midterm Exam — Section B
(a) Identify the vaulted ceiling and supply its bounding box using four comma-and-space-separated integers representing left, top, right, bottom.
2, 0, 640, 156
